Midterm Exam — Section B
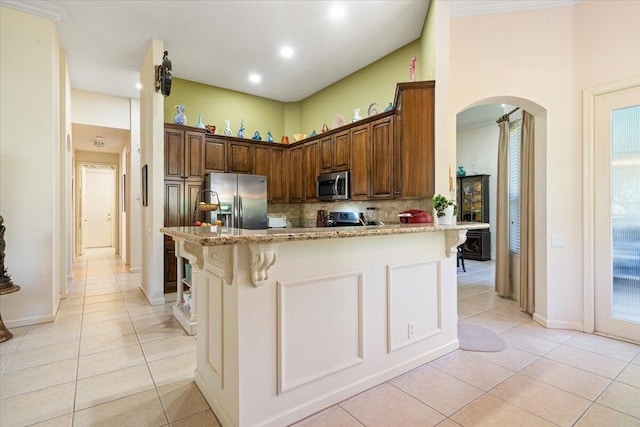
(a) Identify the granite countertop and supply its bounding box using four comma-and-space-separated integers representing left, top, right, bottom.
160, 222, 489, 246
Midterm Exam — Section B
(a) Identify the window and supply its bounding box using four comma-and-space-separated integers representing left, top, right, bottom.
509, 118, 522, 253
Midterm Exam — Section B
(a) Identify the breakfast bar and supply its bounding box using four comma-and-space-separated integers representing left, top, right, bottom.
161, 222, 488, 427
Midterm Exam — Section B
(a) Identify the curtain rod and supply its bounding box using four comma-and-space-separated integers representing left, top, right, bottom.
496, 107, 520, 123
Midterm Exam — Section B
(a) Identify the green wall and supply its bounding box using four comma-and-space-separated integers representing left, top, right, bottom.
298, 40, 421, 134
163, 10, 433, 141
164, 79, 285, 141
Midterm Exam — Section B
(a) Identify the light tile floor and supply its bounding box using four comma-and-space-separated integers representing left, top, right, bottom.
0, 252, 638, 426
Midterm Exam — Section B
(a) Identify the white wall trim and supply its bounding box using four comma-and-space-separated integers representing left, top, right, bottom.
582, 76, 640, 334
5, 314, 56, 329
140, 285, 165, 306
450, 0, 582, 18
129, 267, 140, 273
1, 0, 67, 21
533, 313, 583, 332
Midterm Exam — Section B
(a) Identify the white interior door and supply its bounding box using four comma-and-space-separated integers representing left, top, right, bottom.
594, 85, 640, 343
82, 166, 116, 248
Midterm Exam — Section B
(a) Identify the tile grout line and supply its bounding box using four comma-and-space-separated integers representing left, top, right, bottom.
115, 254, 172, 426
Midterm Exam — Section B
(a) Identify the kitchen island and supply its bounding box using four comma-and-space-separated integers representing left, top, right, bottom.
161, 222, 488, 427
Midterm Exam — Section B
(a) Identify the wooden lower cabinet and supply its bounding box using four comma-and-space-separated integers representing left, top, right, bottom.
462, 229, 492, 261
163, 179, 203, 293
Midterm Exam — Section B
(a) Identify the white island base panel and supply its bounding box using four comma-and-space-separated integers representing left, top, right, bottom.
193, 231, 464, 427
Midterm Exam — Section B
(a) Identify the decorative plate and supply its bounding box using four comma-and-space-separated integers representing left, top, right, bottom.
332, 114, 346, 129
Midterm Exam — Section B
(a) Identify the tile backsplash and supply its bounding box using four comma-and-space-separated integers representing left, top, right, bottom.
268, 199, 432, 228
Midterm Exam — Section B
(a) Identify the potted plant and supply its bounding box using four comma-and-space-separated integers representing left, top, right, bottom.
432, 194, 457, 225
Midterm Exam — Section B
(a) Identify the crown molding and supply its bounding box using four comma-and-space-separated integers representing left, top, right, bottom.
1, 0, 67, 21
450, 0, 583, 18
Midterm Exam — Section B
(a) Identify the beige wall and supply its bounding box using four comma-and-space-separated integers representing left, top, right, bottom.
450, 1, 640, 328
0, 7, 62, 325
72, 89, 131, 130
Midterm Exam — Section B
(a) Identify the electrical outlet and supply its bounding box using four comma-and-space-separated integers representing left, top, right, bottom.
408, 322, 415, 339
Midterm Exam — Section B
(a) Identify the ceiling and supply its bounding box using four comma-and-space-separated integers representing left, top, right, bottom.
72, 124, 131, 154
2, 0, 577, 153
5, 0, 429, 102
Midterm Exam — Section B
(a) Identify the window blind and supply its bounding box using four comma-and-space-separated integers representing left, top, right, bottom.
509, 119, 522, 254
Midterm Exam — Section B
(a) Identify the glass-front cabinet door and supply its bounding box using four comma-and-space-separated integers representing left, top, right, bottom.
457, 174, 490, 223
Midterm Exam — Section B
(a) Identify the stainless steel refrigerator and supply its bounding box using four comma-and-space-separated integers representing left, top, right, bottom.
204, 173, 267, 230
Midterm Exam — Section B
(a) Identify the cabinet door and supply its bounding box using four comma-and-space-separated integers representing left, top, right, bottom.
164, 180, 183, 227
303, 142, 319, 203
334, 130, 350, 171
184, 131, 205, 179
370, 117, 394, 199
394, 83, 435, 198
228, 141, 252, 174
204, 137, 226, 173
164, 244, 177, 294
350, 124, 370, 200
289, 146, 304, 203
319, 136, 334, 174
268, 146, 288, 203
185, 181, 203, 225
164, 128, 184, 180
252, 145, 269, 176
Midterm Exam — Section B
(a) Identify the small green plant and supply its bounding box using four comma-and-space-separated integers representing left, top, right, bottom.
432, 194, 458, 217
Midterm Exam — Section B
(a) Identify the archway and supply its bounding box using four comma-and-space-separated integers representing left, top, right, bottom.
455, 97, 548, 324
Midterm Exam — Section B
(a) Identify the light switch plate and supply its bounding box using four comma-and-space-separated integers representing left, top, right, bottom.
551, 235, 565, 248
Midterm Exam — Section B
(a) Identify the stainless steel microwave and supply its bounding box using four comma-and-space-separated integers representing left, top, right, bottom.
317, 171, 349, 201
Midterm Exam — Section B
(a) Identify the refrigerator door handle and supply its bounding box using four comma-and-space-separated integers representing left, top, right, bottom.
238, 194, 243, 229
233, 193, 239, 228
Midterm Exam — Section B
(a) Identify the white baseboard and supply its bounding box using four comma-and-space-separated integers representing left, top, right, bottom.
533, 313, 583, 331
5, 314, 56, 329
129, 267, 141, 273
66, 275, 73, 282
140, 286, 165, 306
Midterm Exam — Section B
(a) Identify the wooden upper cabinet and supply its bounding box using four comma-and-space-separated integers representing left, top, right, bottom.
289, 145, 304, 203
334, 131, 350, 171
184, 131, 205, 179
350, 124, 370, 201
319, 131, 350, 174
204, 136, 226, 173
252, 145, 269, 176
394, 81, 435, 198
319, 135, 333, 173
303, 141, 319, 203
164, 128, 184, 180
268, 146, 288, 203
164, 126, 204, 180
228, 141, 252, 174
370, 117, 394, 199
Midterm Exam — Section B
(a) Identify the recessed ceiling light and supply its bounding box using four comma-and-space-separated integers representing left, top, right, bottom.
329, 4, 346, 19
249, 74, 261, 84
136, 82, 142, 90
280, 46, 294, 59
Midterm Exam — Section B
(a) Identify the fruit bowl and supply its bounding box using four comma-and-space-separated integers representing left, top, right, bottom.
197, 202, 219, 211
293, 133, 307, 142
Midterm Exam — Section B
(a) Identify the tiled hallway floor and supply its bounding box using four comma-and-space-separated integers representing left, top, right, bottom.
1, 251, 639, 426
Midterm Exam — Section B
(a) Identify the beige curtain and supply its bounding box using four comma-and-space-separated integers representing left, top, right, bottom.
519, 112, 535, 313
495, 116, 511, 296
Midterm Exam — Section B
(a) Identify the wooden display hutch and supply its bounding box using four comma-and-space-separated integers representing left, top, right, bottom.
457, 174, 491, 261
